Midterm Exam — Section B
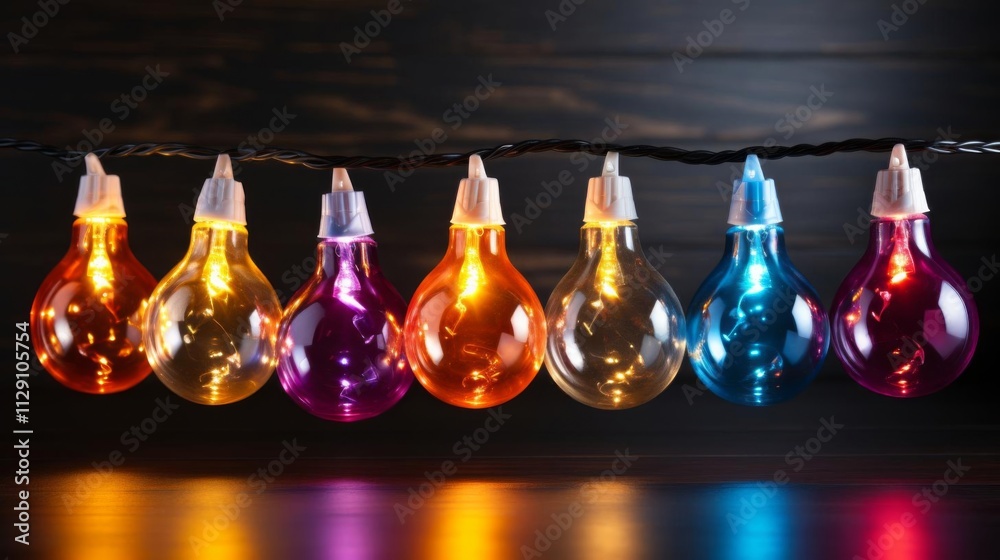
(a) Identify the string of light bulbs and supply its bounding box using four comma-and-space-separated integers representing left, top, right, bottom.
3, 137, 1000, 169
19, 135, 986, 417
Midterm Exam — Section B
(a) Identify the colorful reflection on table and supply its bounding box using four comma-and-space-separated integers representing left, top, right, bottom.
30, 468, 986, 560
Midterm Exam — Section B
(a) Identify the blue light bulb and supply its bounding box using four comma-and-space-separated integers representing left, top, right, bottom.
686, 156, 829, 405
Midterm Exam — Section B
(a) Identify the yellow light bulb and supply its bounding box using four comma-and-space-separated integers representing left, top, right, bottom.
143, 156, 280, 405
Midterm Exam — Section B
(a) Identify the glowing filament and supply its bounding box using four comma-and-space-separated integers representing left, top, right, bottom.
86, 219, 115, 292
888, 222, 915, 284
204, 228, 233, 298
457, 228, 487, 301
595, 224, 623, 299
32, 216, 157, 395
745, 229, 771, 295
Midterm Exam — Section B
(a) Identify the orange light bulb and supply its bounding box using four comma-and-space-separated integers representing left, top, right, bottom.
31, 155, 157, 394
404, 157, 546, 408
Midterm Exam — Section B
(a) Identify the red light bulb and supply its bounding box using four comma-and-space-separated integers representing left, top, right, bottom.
31, 155, 157, 394
831, 146, 979, 397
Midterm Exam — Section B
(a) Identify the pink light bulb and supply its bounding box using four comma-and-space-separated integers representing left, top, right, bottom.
831, 146, 979, 397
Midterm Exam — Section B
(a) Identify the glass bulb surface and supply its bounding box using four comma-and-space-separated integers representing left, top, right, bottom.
687, 225, 829, 406
277, 237, 412, 421
31, 218, 157, 394
545, 222, 686, 409
143, 221, 281, 405
404, 226, 546, 408
831, 216, 978, 397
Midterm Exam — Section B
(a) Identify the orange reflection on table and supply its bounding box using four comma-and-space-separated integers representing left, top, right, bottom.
419, 481, 525, 560
570, 480, 644, 560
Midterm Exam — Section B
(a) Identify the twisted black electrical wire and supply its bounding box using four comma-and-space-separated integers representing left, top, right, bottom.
1, 137, 998, 170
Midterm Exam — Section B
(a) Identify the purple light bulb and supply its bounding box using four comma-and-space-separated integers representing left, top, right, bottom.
276, 169, 412, 421
831, 146, 979, 397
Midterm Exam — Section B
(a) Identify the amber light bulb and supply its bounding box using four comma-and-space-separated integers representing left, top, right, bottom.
404, 156, 546, 408
143, 155, 281, 405
31, 154, 158, 394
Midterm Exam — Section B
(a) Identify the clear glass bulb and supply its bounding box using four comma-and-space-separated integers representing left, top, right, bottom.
545, 222, 686, 409
277, 237, 412, 421
831, 216, 979, 397
31, 217, 157, 394
687, 224, 830, 405
404, 225, 546, 408
143, 221, 281, 405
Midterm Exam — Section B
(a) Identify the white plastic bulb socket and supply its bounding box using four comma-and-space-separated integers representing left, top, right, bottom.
583, 152, 638, 222
451, 155, 505, 226
74, 153, 126, 219
193, 154, 247, 225
319, 167, 375, 238
727, 154, 783, 226
871, 144, 929, 218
